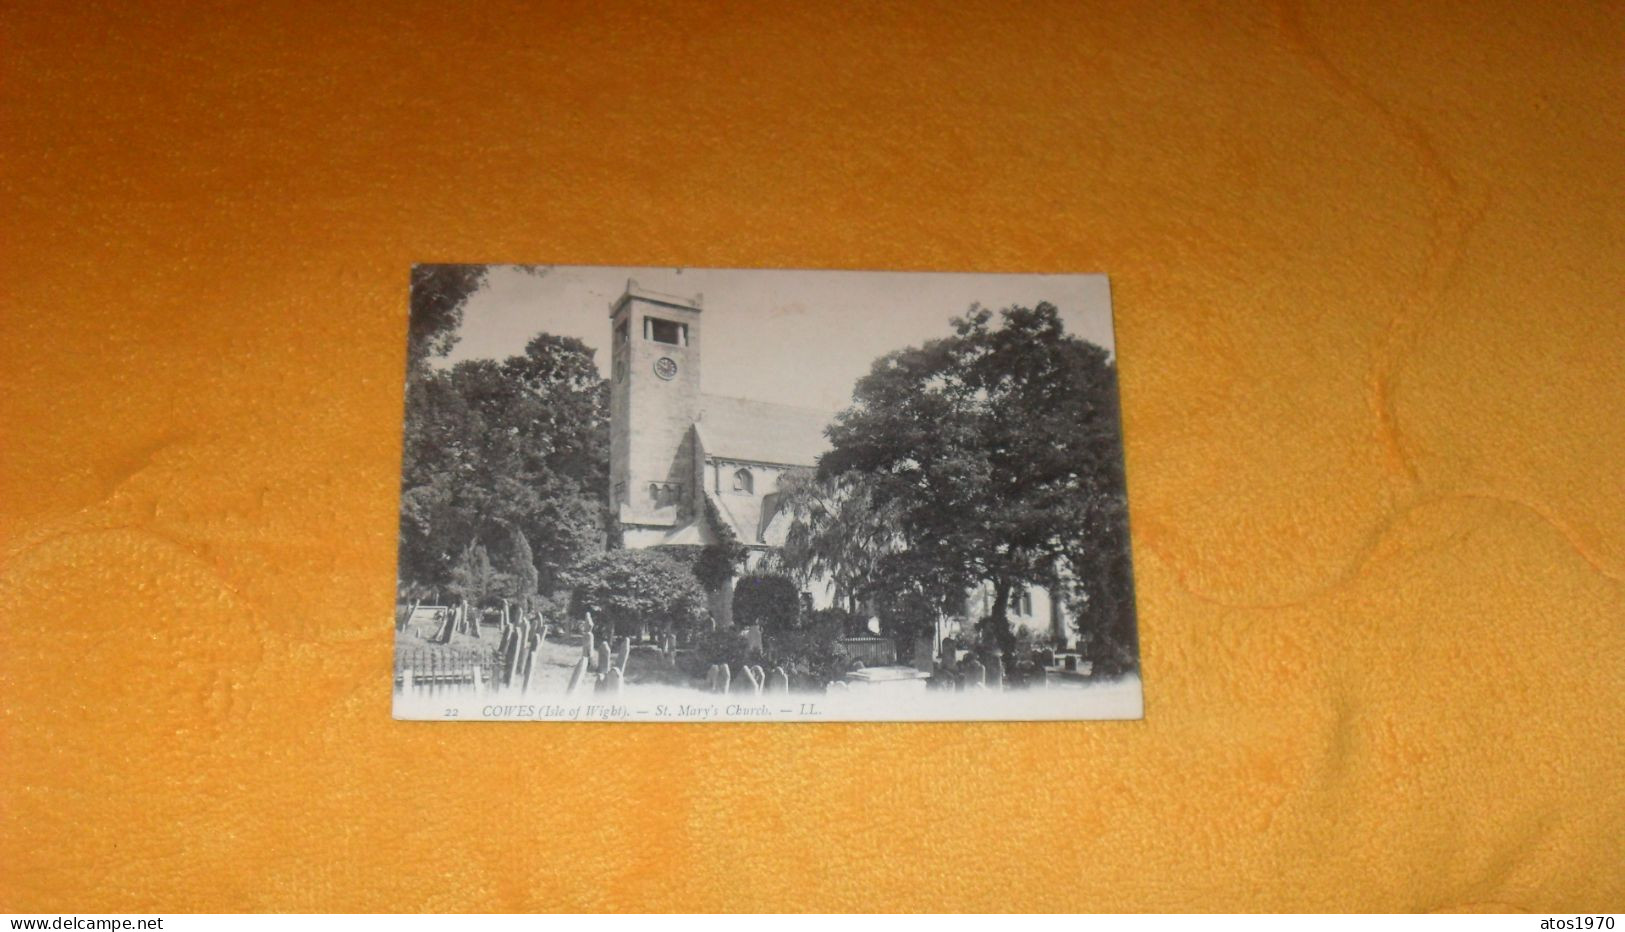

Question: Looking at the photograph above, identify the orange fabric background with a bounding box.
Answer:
[2,0,1621,913]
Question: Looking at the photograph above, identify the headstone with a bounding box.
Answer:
[493,628,511,685]
[913,636,935,673]
[768,667,789,694]
[716,664,732,695]
[432,607,456,645]
[602,667,624,695]
[522,634,543,690]
[962,657,985,690]
[566,657,589,694]
[507,629,525,686]
[582,629,596,668]
[597,641,612,678]
[744,626,763,652]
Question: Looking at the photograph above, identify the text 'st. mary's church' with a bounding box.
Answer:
[606,280,1072,643]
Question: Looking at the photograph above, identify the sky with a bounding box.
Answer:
[437,266,1114,413]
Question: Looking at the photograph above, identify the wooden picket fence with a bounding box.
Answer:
[393,647,502,694]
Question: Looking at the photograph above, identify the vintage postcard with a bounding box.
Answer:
[394,266,1140,721]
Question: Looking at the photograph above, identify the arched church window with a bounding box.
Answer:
[732,468,753,494]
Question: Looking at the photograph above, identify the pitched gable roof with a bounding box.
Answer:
[695,394,835,468]
[706,491,765,545]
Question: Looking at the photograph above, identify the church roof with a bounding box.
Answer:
[707,491,765,545]
[695,394,835,468]
[655,517,714,546]
[704,490,793,546]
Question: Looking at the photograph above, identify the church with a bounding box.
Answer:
[605,281,1073,646]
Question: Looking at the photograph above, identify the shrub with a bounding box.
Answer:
[764,614,850,683]
[566,549,709,639]
[682,629,764,681]
[448,540,513,608]
[654,543,743,593]
[731,574,803,632]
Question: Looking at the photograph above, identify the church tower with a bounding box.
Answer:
[608,280,703,547]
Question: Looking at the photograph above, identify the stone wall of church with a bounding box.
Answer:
[609,292,703,524]
[706,460,785,499]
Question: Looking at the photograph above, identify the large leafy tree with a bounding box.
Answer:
[819,303,1133,655]
[407,265,488,372]
[398,266,609,600]
[500,523,540,609]
[775,469,906,612]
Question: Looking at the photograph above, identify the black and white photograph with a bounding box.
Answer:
[394,266,1140,721]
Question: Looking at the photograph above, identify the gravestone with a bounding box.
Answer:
[566,657,589,694]
[508,626,527,685]
[961,656,985,690]
[913,635,935,673]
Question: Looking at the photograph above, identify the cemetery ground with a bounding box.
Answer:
[393,605,688,694]
[392,602,1144,725]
